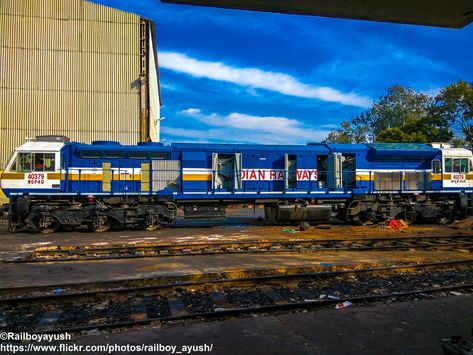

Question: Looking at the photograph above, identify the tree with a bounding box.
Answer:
[374,86,431,131]
[377,115,452,143]
[323,120,368,144]
[355,85,436,142]
[324,84,453,144]
[434,80,473,148]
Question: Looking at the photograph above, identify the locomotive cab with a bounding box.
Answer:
[0,136,67,196]
[431,143,473,189]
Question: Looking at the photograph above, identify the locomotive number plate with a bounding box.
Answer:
[27,173,45,184]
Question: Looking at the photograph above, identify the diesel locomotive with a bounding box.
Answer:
[1,135,473,233]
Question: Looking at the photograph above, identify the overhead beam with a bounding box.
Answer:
[161,0,473,28]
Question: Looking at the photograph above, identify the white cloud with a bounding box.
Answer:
[183,108,201,115]
[161,109,330,144]
[159,52,372,108]
[181,108,299,133]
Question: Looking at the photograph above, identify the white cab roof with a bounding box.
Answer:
[441,148,472,157]
[16,141,64,152]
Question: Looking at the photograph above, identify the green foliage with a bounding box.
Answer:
[369,85,433,138]
[377,115,452,143]
[434,80,473,148]
[377,128,425,143]
[323,120,368,144]
[324,84,461,145]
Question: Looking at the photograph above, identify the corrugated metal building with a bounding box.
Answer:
[0,0,161,171]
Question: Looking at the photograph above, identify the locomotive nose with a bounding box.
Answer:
[0,171,5,191]
[0,172,7,203]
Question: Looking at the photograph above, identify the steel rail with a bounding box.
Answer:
[33,282,473,334]
[2,259,473,303]
[30,234,473,252]
[8,235,473,263]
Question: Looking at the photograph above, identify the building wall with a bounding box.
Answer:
[148,26,161,142]
[0,0,160,169]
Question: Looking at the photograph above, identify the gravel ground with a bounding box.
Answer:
[2,264,473,332]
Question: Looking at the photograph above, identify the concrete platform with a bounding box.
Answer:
[1,249,472,290]
[75,294,473,354]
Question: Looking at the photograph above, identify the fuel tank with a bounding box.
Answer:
[265,204,332,223]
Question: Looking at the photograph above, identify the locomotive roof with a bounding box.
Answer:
[365,143,440,159]
[171,143,331,152]
[170,142,439,154]
[367,143,437,150]
[23,141,443,159]
[68,141,171,151]
[17,141,65,152]
[171,143,371,153]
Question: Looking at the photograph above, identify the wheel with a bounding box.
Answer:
[139,213,163,231]
[436,215,455,225]
[144,223,162,231]
[140,219,163,231]
[8,215,19,233]
[8,223,18,233]
[355,210,377,226]
[395,210,417,225]
[34,215,61,234]
[87,215,112,233]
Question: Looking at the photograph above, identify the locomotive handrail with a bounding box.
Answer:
[58,167,434,195]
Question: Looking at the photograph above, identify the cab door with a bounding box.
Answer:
[327,152,343,189]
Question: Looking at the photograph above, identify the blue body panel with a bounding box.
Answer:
[5,141,471,200]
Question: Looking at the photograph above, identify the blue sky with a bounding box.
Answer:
[94,0,473,144]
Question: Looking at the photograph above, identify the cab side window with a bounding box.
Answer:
[445,158,452,173]
[17,153,32,172]
[33,153,56,172]
[460,158,469,173]
[453,159,460,173]
[10,159,17,172]
[452,158,469,173]
[432,160,441,173]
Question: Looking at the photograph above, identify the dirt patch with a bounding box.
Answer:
[451,216,473,230]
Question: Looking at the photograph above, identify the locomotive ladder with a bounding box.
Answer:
[466,193,473,217]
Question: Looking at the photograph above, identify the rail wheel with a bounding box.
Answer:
[355,210,377,226]
[8,223,18,233]
[436,214,455,225]
[140,223,161,232]
[141,214,162,231]
[34,215,61,234]
[8,215,19,233]
[143,223,162,231]
[395,210,417,225]
[87,215,112,233]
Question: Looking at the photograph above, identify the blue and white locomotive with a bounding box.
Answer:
[1,135,473,232]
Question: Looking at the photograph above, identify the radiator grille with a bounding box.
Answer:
[152,160,180,192]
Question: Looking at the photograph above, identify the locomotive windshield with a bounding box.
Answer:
[444,158,469,173]
[7,152,56,172]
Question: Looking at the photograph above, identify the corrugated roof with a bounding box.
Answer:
[162,0,473,29]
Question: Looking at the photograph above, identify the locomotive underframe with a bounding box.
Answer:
[264,193,466,225]
[7,195,177,233]
[5,192,471,233]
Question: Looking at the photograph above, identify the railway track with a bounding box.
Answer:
[10,235,473,262]
[2,259,473,333]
